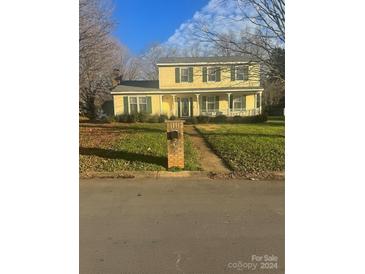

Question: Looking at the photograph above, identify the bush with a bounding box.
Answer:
[228,114,268,124]
[185,116,198,124]
[135,112,149,122]
[169,115,177,120]
[148,114,160,123]
[213,114,227,123]
[106,115,117,123]
[158,114,168,123]
[127,113,138,123]
[197,115,210,123]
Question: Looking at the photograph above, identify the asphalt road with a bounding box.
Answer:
[80,178,284,274]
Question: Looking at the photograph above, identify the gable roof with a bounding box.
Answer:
[157,56,257,66]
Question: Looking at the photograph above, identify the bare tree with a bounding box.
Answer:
[196,0,285,83]
[139,43,179,80]
[110,42,142,82]
[79,0,117,118]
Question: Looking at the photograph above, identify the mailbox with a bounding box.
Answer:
[167,130,179,140]
[166,120,184,169]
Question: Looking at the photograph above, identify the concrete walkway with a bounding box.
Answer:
[185,125,231,173]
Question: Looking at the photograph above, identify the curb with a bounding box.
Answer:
[80,171,221,180]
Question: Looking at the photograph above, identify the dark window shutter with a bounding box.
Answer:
[242,95,247,109]
[243,66,249,80]
[188,67,193,82]
[202,67,207,82]
[146,96,152,113]
[216,67,221,82]
[229,95,233,109]
[201,96,206,111]
[215,96,219,110]
[175,68,180,83]
[123,96,129,114]
[190,97,193,116]
[231,65,235,81]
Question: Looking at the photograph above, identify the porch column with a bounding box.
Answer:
[171,95,176,117]
[226,93,231,116]
[160,95,163,114]
[195,94,200,116]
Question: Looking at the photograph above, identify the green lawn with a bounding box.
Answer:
[80,123,200,174]
[196,122,284,174]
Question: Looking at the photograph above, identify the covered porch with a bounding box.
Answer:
[161,91,263,118]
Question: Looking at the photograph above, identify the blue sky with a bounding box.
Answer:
[112,0,210,54]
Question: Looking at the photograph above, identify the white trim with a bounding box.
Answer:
[157,61,256,66]
[111,88,263,95]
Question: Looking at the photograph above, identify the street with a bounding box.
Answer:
[80,178,284,273]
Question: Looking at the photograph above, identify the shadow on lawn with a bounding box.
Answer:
[79,123,165,133]
[79,147,167,168]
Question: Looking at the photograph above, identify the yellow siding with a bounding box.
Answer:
[159,64,260,90]
[151,95,161,115]
[246,95,256,110]
[113,95,124,115]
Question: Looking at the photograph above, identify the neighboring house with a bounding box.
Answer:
[111,56,263,118]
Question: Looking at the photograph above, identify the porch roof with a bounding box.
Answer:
[111,80,263,95]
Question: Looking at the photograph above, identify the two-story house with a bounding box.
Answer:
[111,56,264,118]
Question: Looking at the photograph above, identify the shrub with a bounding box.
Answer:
[197,115,210,123]
[116,114,129,123]
[231,115,243,123]
[169,115,177,120]
[158,114,168,123]
[148,114,160,123]
[127,113,138,123]
[228,114,268,124]
[185,116,198,124]
[135,112,149,122]
[106,115,117,123]
[213,114,227,123]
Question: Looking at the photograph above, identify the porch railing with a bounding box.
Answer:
[200,108,261,117]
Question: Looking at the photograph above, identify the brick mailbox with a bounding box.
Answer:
[166,120,184,169]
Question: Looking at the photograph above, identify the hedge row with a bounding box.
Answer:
[107,113,267,124]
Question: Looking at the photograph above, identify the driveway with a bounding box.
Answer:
[80,178,284,273]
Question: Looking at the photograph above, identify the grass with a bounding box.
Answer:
[79,122,200,174]
[195,121,284,174]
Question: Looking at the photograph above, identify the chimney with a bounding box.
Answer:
[112,68,121,87]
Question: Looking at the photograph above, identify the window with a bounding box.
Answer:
[207,96,216,111]
[129,97,138,113]
[181,68,189,82]
[233,96,242,110]
[236,66,245,80]
[208,67,216,82]
[138,97,147,112]
[129,96,147,113]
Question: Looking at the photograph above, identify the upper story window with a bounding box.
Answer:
[231,65,249,81]
[175,67,193,83]
[208,67,216,82]
[181,68,189,82]
[203,67,221,82]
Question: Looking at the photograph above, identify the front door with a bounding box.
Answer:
[181,98,190,117]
